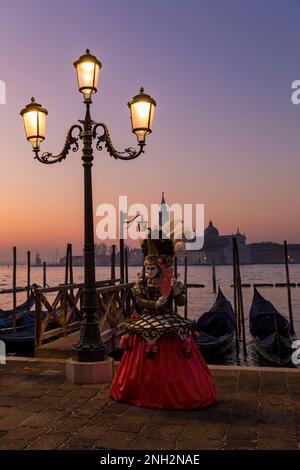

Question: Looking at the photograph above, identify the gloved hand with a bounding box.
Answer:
[155,296,168,308]
[171,278,182,295]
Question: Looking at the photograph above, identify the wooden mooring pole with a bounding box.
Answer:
[184,256,188,319]
[212,260,216,293]
[232,238,240,358]
[120,238,125,283]
[64,244,70,285]
[174,256,178,314]
[284,240,296,337]
[125,247,129,284]
[68,243,74,298]
[12,246,17,333]
[233,238,247,359]
[43,262,47,288]
[111,244,116,282]
[69,243,73,285]
[27,251,31,307]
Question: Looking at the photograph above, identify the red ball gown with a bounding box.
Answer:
[111,277,217,410]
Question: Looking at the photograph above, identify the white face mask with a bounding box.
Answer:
[145,264,159,279]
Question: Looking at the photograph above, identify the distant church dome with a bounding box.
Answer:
[203,220,220,250]
[204,220,219,239]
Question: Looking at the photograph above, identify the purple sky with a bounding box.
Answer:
[1,0,300,261]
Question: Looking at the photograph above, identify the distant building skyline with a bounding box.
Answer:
[2,214,300,265]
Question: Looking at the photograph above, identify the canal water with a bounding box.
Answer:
[0,265,299,366]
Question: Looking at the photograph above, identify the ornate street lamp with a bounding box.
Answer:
[21,49,156,362]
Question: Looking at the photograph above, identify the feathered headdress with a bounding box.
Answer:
[141,230,174,268]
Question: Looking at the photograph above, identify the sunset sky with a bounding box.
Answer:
[1,0,300,261]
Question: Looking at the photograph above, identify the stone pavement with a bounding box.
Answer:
[0,359,299,450]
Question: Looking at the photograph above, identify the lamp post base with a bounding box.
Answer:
[73,316,106,362]
[72,346,106,362]
[66,357,113,384]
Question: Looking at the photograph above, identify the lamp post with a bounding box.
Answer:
[21,49,156,363]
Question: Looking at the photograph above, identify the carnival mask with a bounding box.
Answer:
[145,264,160,278]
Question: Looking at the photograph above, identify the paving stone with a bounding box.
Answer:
[230,411,258,426]
[289,385,300,396]
[260,372,287,384]
[224,438,257,450]
[27,433,68,450]
[25,411,63,429]
[111,416,145,433]
[13,389,46,399]
[85,412,115,428]
[227,423,257,440]
[0,407,12,418]
[94,431,136,450]
[294,398,300,409]
[50,416,89,433]
[140,422,185,440]
[0,430,7,439]
[238,371,259,382]
[257,439,297,450]
[38,369,64,377]
[258,423,296,440]
[260,383,287,394]
[149,409,195,425]
[259,406,295,425]
[261,394,293,407]
[231,400,258,414]
[0,397,25,408]
[100,400,129,415]
[183,422,227,440]
[73,399,109,418]
[131,436,176,450]
[238,382,259,393]
[0,376,23,387]
[3,426,45,441]
[212,370,239,378]
[193,410,230,424]
[44,388,72,398]
[0,439,27,450]
[0,408,35,430]
[21,400,49,413]
[51,397,90,412]
[176,437,222,450]
[76,425,113,440]
[202,401,232,416]
[60,437,98,450]
[67,389,99,400]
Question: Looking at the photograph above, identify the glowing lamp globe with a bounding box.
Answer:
[20,97,48,150]
[74,49,102,99]
[128,88,156,144]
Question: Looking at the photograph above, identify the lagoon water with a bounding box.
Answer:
[1,264,299,365]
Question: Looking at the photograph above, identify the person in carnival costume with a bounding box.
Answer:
[110,231,217,409]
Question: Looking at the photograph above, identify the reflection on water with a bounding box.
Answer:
[0,265,299,366]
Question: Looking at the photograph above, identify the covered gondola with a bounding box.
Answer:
[0,303,81,354]
[249,288,294,366]
[0,290,36,319]
[195,287,235,356]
